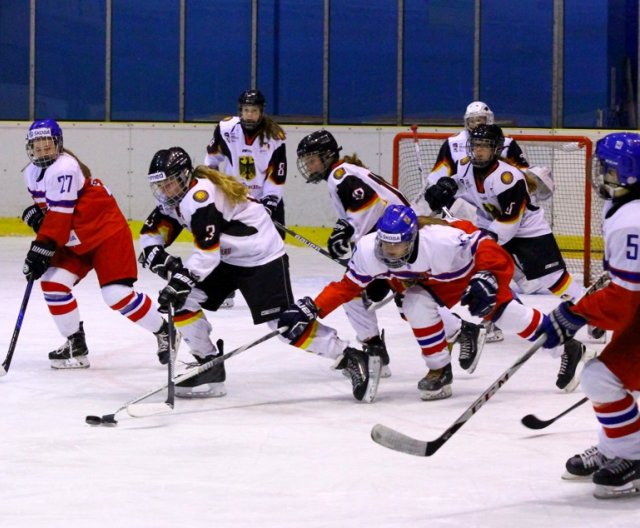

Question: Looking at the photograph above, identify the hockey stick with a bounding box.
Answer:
[85,327,286,426]
[0,279,35,377]
[521,396,589,430]
[371,272,608,456]
[166,303,176,408]
[272,219,394,312]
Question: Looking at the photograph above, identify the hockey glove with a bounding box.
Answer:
[23,239,56,280]
[424,177,458,212]
[535,301,588,349]
[21,205,45,233]
[260,195,280,217]
[328,219,355,260]
[461,271,498,317]
[139,245,183,280]
[278,297,319,343]
[158,269,197,313]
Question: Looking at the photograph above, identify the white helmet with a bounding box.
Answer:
[464,101,494,132]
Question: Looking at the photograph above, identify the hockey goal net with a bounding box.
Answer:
[392,131,603,286]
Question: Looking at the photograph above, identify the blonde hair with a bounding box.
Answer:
[256,116,286,146]
[192,165,248,205]
[342,153,368,168]
[63,148,92,179]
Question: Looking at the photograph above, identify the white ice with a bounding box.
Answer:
[0,238,637,528]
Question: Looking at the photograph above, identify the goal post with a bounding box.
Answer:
[392,130,603,286]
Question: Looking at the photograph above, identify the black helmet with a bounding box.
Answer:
[467,124,505,168]
[238,89,266,131]
[147,147,193,207]
[296,130,342,183]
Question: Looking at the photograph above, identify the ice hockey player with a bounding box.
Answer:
[140,146,380,402]
[296,129,486,378]
[424,124,595,392]
[21,119,171,369]
[278,204,568,401]
[536,132,640,499]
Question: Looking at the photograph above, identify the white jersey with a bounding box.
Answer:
[204,116,286,202]
[601,199,640,292]
[443,158,550,245]
[427,130,525,184]
[346,224,488,287]
[140,177,285,280]
[326,162,408,241]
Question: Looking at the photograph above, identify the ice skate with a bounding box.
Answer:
[48,322,90,369]
[592,457,640,499]
[562,446,609,481]
[483,320,504,343]
[176,353,226,398]
[556,338,597,392]
[456,320,486,374]
[417,363,453,401]
[363,332,391,378]
[154,320,181,365]
[334,347,381,403]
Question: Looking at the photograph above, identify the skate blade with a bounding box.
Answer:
[419,385,452,401]
[175,382,227,399]
[485,330,504,343]
[380,365,392,378]
[593,481,640,499]
[561,471,593,481]
[360,356,381,403]
[50,357,90,369]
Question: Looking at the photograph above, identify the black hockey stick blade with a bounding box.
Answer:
[521,396,589,430]
[85,414,118,426]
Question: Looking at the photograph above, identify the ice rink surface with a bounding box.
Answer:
[0,238,637,528]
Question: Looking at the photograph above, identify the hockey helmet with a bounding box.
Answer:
[26,119,64,168]
[593,132,640,199]
[296,130,342,183]
[238,89,266,131]
[148,147,194,208]
[464,101,495,132]
[374,205,418,268]
[467,124,505,168]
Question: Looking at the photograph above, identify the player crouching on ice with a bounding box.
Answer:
[535,132,640,499]
[279,204,589,401]
[139,147,380,402]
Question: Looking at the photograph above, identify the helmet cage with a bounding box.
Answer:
[238,89,265,131]
[296,150,337,183]
[149,167,192,208]
[26,119,63,168]
[374,205,418,268]
[467,125,504,168]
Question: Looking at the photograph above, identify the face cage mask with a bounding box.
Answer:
[150,169,192,208]
[297,152,332,183]
[468,140,498,168]
[591,158,634,200]
[239,105,264,131]
[374,236,414,269]
[26,137,62,168]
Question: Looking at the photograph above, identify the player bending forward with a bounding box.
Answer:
[279,204,575,401]
[139,147,380,402]
[536,132,640,499]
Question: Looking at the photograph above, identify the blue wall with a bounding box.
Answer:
[0,0,636,128]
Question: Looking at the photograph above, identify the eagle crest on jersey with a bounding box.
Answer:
[193,190,209,202]
[334,168,346,179]
[500,171,514,185]
[239,156,257,180]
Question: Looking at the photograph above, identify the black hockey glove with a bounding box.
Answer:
[278,297,319,343]
[158,269,197,313]
[23,239,56,280]
[461,271,498,317]
[535,301,587,349]
[21,205,45,233]
[328,219,355,260]
[139,245,183,280]
[260,195,280,217]
[424,177,458,212]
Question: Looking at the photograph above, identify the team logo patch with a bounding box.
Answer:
[193,190,209,202]
[334,168,346,180]
[352,187,364,200]
[222,116,234,121]
[500,171,514,185]
[461,156,470,165]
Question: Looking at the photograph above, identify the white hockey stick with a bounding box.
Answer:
[85,327,286,425]
[371,272,608,456]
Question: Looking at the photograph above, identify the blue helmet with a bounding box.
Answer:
[26,119,64,168]
[374,205,418,268]
[594,132,640,199]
